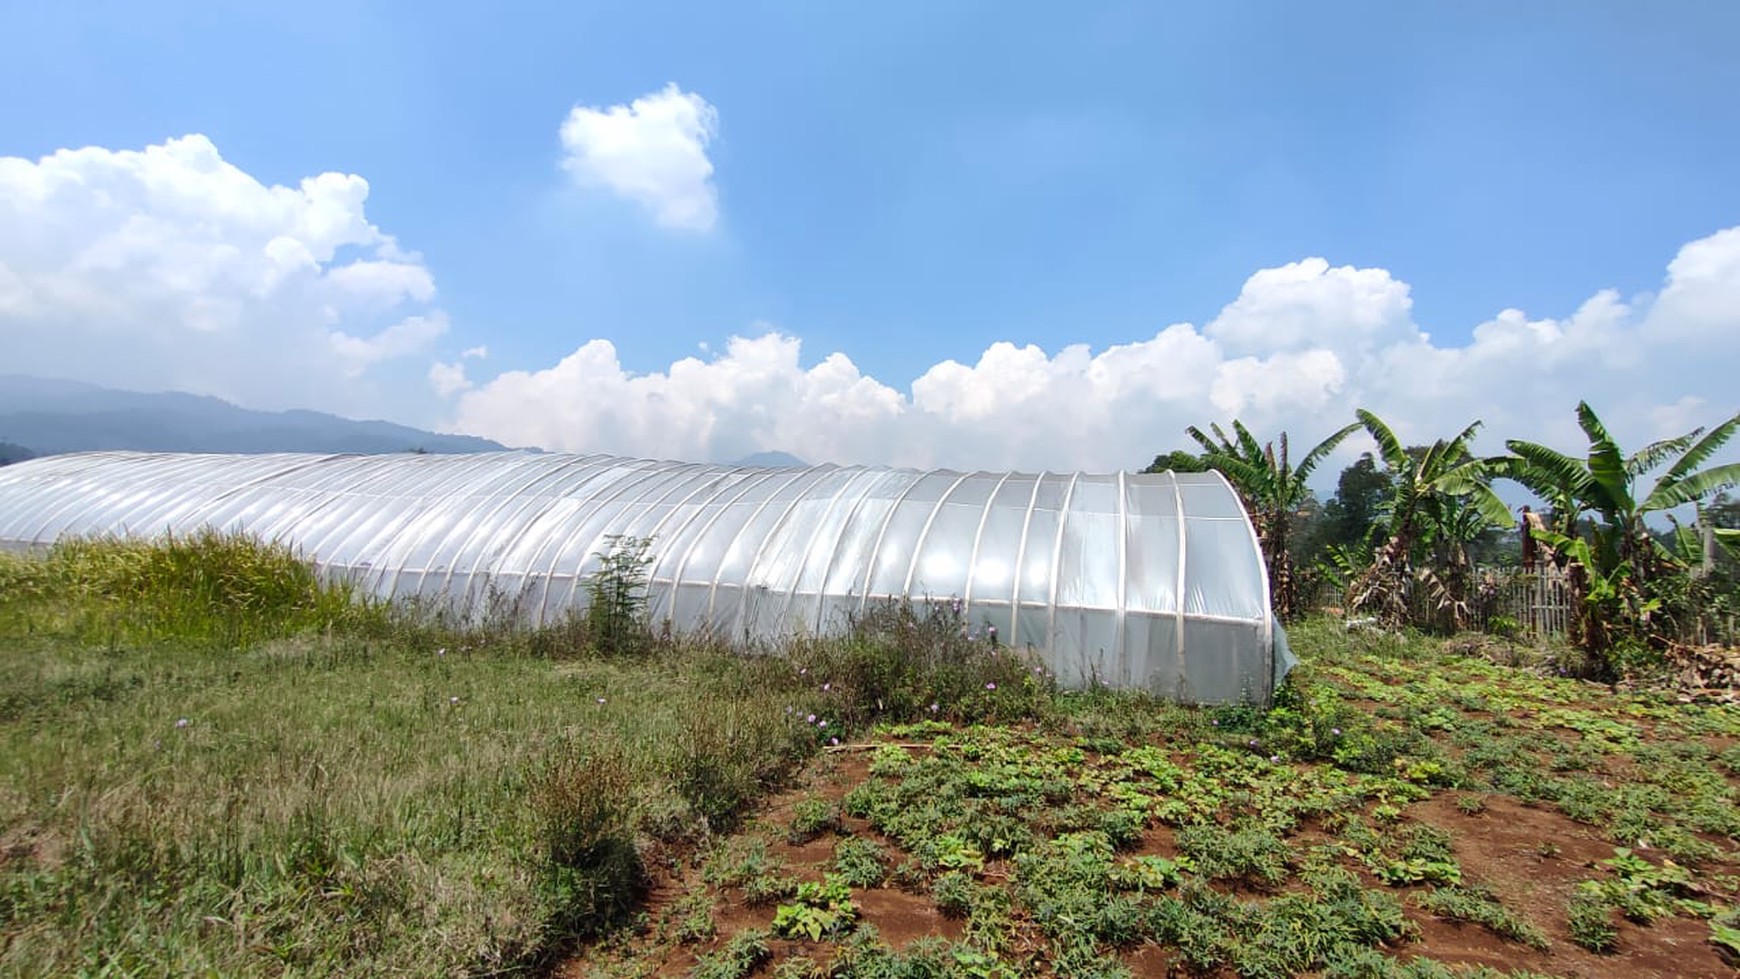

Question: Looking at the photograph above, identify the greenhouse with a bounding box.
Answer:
[0,451,1293,704]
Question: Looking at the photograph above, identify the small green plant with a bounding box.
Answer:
[772,876,860,941]
[787,797,841,843]
[703,838,798,906]
[1376,857,1462,886]
[831,836,889,888]
[1455,794,1486,816]
[585,534,654,655]
[1415,885,1549,950]
[670,888,717,944]
[1175,823,1289,887]
[1110,854,1190,891]
[692,928,773,979]
[1568,883,1619,953]
[932,870,976,918]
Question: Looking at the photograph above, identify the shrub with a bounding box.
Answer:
[528,745,645,938]
[10,531,372,647]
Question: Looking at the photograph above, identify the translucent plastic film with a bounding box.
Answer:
[0,451,1283,703]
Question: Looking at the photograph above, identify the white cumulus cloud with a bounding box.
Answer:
[559,83,720,231]
[452,225,1740,474]
[0,135,449,414]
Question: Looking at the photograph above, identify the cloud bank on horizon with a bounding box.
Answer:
[450,233,1739,471]
[1,84,1736,475]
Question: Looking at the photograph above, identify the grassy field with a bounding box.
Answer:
[0,535,1048,976]
[2,537,1739,977]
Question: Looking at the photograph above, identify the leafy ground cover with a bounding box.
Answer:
[566,620,1740,978]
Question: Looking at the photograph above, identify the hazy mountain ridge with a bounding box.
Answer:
[0,376,509,458]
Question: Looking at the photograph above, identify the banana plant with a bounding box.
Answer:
[1496,402,1740,656]
[1502,402,1740,571]
[1347,411,1510,627]
[1186,419,1360,619]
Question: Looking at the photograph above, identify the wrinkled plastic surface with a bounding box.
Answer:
[0,451,1284,703]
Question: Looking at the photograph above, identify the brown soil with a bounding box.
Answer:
[1403,793,1738,978]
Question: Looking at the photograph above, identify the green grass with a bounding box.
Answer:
[0,535,1050,976]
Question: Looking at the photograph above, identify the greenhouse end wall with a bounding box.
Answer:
[0,451,1289,704]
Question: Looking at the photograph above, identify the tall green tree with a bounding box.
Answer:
[1185,419,1360,619]
[1320,453,1393,551]
[1347,411,1509,628]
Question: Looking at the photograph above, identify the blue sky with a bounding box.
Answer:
[2,1,1737,472]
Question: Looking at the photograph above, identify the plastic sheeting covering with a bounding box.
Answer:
[0,451,1289,704]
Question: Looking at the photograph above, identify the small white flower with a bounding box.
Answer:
[174,718,189,730]
[449,696,460,706]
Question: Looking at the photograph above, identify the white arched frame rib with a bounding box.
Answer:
[539,459,686,623]
[809,469,898,628]
[1114,469,1128,684]
[732,466,845,637]
[375,456,519,603]
[655,468,781,628]
[899,470,975,599]
[1172,471,1189,694]
[1044,472,1081,665]
[704,468,817,624]
[457,456,619,620]
[432,454,591,606]
[1006,473,1047,643]
[959,470,1016,616]
[854,469,931,613]
[769,467,874,637]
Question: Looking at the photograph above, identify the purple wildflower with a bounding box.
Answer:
[818,720,828,728]
[830,737,840,746]
[175,718,190,729]
[806,713,816,723]
[985,682,997,690]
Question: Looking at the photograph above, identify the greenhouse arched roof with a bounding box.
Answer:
[0,451,1293,703]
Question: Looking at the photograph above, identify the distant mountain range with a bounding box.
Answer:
[733,450,809,468]
[0,375,509,459]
